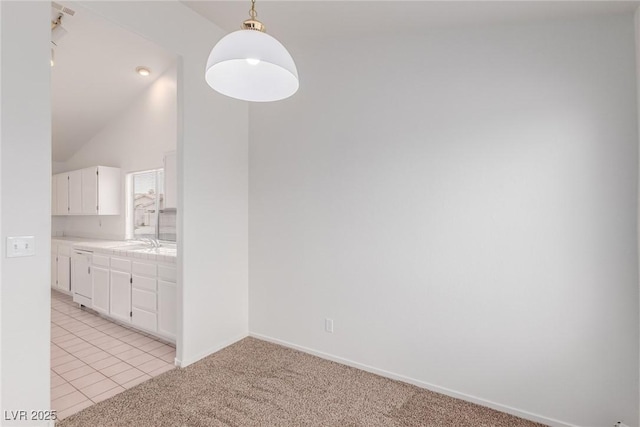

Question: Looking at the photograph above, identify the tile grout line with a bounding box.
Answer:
[50,291,175,418]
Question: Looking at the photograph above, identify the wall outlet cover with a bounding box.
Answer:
[325,318,334,333]
[6,236,35,258]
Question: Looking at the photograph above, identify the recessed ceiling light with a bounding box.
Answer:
[136,66,151,77]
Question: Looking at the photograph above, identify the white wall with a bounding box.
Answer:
[78,1,249,367]
[0,1,247,417]
[249,15,639,427]
[53,64,178,240]
[0,2,51,426]
[636,7,640,426]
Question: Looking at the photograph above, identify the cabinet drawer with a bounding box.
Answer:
[132,308,157,332]
[132,275,156,292]
[133,261,156,277]
[158,265,177,283]
[132,288,156,312]
[110,257,131,272]
[93,254,109,267]
[58,245,71,256]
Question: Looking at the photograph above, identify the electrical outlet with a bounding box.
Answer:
[325,318,334,333]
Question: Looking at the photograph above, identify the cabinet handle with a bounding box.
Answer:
[88,266,90,274]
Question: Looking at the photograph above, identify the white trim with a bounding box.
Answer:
[249,332,582,427]
[175,333,247,368]
[635,7,640,427]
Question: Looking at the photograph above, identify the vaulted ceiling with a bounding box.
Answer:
[53,1,639,163]
[185,0,639,43]
[52,2,176,162]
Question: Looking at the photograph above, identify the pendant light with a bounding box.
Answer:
[205,0,299,102]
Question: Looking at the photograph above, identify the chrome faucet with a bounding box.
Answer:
[139,237,161,249]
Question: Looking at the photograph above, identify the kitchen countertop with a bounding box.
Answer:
[52,236,177,263]
[52,236,109,243]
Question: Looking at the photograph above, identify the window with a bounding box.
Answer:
[127,169,176,242]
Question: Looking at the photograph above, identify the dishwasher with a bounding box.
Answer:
[72,249,93,307]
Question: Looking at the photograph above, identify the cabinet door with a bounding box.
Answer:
[56,255,70,292]
[72,254,91,298]
[158,280,176,339]
[96,166,121,215]
[110,270,131,323]
[51,175,58,215]
[81,167,98,215]
[68,170,82,214]
[164,151,177,209]
[56,173,69,215]
[132,308,157,332]
[92,266,110,315]
[51,253,57,288]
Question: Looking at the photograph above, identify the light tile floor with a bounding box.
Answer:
[51,290,176,420]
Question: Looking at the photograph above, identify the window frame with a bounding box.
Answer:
[126,168,171,242]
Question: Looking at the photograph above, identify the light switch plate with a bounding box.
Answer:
[6,236,35,258]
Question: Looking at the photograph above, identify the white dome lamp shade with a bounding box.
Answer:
[205,0,299,102]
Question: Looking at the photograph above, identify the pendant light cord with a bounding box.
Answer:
[249,0,257,19]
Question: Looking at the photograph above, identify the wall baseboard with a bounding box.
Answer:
[249,332,582,427]
[176,333,247,368]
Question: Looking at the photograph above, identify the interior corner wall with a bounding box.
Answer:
[0,1,52,425]
[53,64,178,241]
[78,1,249,367]
[636,6,640,426]
[248,14,639,427]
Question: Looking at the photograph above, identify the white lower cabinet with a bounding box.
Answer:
[88,253,176,342]
[158,280,177,340]
[110,270,132,323]
[51,241,73,293]
[57,254,71,292]
[131,273,158,333]
[132,288,156,311]
[92,266,110,314]
[51,252,57,288]
[132,307,157,332]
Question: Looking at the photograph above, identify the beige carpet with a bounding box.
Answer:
[58,337,545,427]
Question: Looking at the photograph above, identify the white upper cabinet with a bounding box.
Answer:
[164,151,177,209]
[55,173,69,215]
[68,170,82,214]
[52,174,58,215]
[52,166,121,216]
[81,167,99,214]
[96,166,121,215]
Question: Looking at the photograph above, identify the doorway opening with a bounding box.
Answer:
[50,1,180,419]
